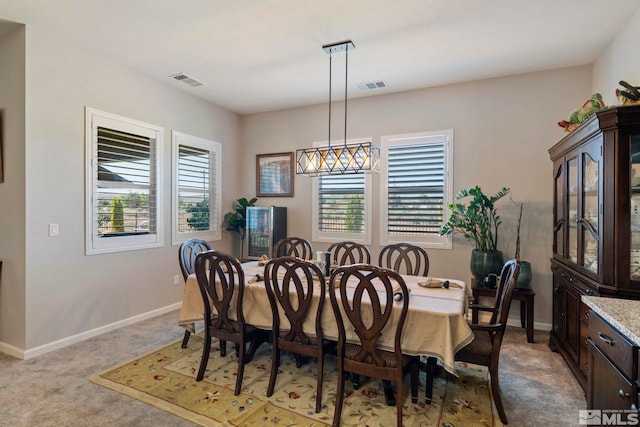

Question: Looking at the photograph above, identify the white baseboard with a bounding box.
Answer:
[0,302,181,360]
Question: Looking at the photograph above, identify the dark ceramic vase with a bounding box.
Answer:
[470,249,504,285]
[516,260,532,289]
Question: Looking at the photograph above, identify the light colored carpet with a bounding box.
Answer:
[91,334,498,426]
[0,311,586,426]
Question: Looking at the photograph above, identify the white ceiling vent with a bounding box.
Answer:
[358,80,387,91]
[169,73,205,87]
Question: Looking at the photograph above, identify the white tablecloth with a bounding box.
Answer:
[179,261,473,375]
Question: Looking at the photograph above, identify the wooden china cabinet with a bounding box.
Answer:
[548,104,640,392]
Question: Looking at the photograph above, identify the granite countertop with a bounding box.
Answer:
[582,296,640,346]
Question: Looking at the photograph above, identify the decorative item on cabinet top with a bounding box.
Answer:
[557,93,606,133]
[617,80,640,105]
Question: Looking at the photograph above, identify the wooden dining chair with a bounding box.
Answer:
[329,264,419,427]
[327,241,371,266]
[264,256,331,413]
[273,237,313,259]
[194,250,268,395]
[455,259,520,425]
[178,238,212,348]
[378,243,429,277]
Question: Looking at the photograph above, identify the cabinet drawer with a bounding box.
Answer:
[588,339,637,410]
[589,313,636,379]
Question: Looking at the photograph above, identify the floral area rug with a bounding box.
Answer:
[91,334,499,426]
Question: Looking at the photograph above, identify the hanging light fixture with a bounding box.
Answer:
[296,40,380,176]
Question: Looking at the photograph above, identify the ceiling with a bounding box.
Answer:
[0,0,638,115]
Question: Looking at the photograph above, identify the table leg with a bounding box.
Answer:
[382,380,395,406]
[520,300,526,328]
[471,291,479,324]
[527,295,534,343]
[425,357,436,404]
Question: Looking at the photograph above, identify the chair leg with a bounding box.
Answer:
[315,351,323,413]
[220,339,227,357]
[396,373,403,427]
[333,364,346,427]
[196,334,211,381]
[234,341,246,396]
[266,343,280,397]
[181,329,191,348]
[490,365,508,424]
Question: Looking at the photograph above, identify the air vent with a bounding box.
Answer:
[169,73,205,87]
[358,80,387,91]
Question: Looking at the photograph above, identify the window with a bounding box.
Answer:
[380,130,453,248]
[312,139,372,244]
[171,131,222,245]
[85,108,164,254]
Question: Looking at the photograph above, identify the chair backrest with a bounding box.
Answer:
[264,256,325,343]
[493,259,521,328]
[179,239,212,281]
[329,264,410,365]
[274,237,313,259]
[194,250,247,331]
[378,243,429,276]
[328,241,371,266]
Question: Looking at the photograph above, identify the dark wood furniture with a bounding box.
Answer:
[456,259,520,425]
[471,279,535,343]
[329,264,419,427]
[178,238,212,348]
[587,310,638,411]
[273,236,313,259]
[378,243,429,276]
[263,256,331,413]
[548,105,640,392]
[194,250,267,394]
[327,241,371,265]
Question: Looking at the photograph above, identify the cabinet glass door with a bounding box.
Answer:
[568,157,578,264]
[631,135,640,280]
[582,151,599,274]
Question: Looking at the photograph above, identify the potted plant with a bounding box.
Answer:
[514,201,532,289]
[222,197,257,260]
[439,186,510,285]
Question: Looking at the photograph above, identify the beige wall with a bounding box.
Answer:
[0,24,241,355]
[593,6,640,105]
[241,66,593,329]
[2,7,639,356]
[0,24,26,351]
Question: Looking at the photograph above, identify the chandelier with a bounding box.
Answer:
[296,40,380,176]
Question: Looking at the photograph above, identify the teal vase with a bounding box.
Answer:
[516,260,532,289]
[470,249,504,286]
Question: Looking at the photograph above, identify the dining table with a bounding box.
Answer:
[179,261,473,380]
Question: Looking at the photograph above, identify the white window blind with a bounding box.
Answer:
[380,131,453,248]
[96,127,156,236]
[172,131,221,244]
[85,108,164,254]
[311,139,372,244]
[318,173,365,233]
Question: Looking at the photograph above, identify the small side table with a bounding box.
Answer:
[471,279,535,343]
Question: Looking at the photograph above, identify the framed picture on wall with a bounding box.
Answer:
[256,152,294,197]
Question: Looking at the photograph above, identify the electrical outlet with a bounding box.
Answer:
[173,275,180,285]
